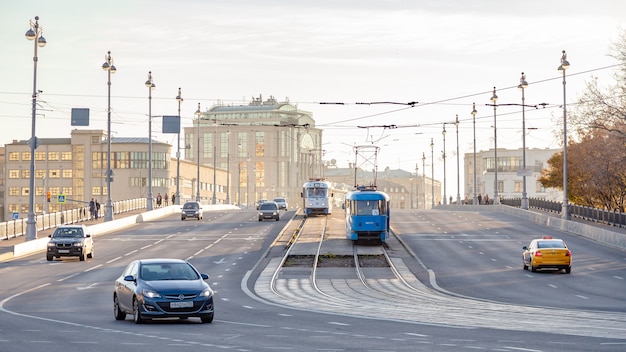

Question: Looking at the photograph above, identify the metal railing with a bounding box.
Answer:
[1,198,147,241]
[501,197,626,228]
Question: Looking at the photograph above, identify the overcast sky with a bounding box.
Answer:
[1,0,624,197]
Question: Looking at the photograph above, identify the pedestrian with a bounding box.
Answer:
[156,192,162,207]
[477,194,482,205]
[171,193,175,205]
[164,193,169,206]
[484,194,489,205]
[95,200,100,219]
[89,198,95,220]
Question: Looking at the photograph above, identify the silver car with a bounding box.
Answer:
[181,201,203,220]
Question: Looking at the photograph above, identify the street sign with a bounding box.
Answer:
[12,212,19,220]
[57,194,67,204]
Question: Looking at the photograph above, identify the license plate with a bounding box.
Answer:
[170,301,193,308]
[58,249,70,253]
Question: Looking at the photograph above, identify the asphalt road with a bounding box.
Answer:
[0,208,625,352]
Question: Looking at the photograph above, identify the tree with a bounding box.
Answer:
[539,30,626,210]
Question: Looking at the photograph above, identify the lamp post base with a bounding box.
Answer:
[25,216,37,241]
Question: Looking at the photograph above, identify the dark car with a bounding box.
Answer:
[181,201,203,220]
[46,225,94,261]
[258,201,280,221]
[113,258,214,324]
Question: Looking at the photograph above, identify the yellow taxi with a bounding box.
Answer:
[522,236,572,274]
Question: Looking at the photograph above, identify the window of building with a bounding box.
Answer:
[49,187,60,196]
[92,151,103,169]
[203,132,212,159]
[91,136,101,144]
[35,151,46,161]
[35,169,46,179]
[92,187,102,196]
[48,151,59,160]
[22,204,30,214]
[61,151,72,161]
[255,131,265,157]
[62,169,72,178]
[35,187,44,196]
[117,152,129,169]
[9,152,19,161]
[22,152,31,161]
[8,204,19,213]
[130,152,147,169]
[49,170,60,178]
[9,187,19,196]
[21,187,30,196]
[220,132,228,158]
[238,132,247,158]
[62,187,73,196]
[9,170,19,179]
[21,169,30,179]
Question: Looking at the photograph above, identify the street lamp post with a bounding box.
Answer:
[422,153,426,210]
[490,87,499,205]
[195,103,202,202]
[471,103,478,205]
[455,114,460,205]
[430,138,434,208]
[212,116,217,205]
[175,88,183,205]
[145,71,155,211]
[414,163,419,209]
[519,73,529,210]
[102,51,116,222]
[442,124,447,205]
[558,50,570,220]
[24,16,47,241]
[226,129,230,204]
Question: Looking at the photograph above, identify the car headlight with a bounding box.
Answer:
[200,288,213,298]
[47,243,55,247]
[142,289,162,298]
[73,242,84,247]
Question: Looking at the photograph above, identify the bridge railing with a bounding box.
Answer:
[501,197,626,228]
[1,198,147,241]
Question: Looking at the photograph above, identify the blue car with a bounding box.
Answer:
[113,258,214,324]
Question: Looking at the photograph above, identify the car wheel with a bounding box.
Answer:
[46,255,53,261]
[565,267,571,274]
[275,217,279,221]
[113,294,126,321]
[523,262,528,270]
[87,248,94,259]
[530,261,537,272]
[258,218,262,222]
[133,297,144,324]
[201,313,214,324]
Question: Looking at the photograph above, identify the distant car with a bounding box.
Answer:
[256,199,268,210]
[181,201,203,220]
[258,201,280,221]
[522,236,572,273]
[113,258,215,324]
[46,225,94,261]
[273,197,288,210]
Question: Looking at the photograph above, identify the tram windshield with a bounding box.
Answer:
[306,188,328,197]
[351,200,386,216]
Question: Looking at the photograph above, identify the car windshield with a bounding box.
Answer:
[53,228,83,238]
[260,203,277,210]
[183,203,198,209]
[274,198,285,203]
[140,263,200,281]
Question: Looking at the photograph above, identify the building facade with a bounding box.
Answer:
[463,147,562,203]
[187,95,323,207]
[3,129,227,221]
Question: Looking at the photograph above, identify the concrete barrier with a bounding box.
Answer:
[441,204,626,250]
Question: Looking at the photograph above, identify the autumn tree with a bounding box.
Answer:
[539,30,626,210]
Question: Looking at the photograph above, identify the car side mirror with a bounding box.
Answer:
[522,246,528,250]
[85,234,91,238]
[48,234,52,238]
[201,273,209,280]
[123,275,136,282]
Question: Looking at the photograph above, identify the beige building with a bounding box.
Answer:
[3,129,227,221]
[464,147,562,203]
[188,95,323,207]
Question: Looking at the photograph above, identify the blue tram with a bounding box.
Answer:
[301,179,333,217]
[344,187,390,242]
